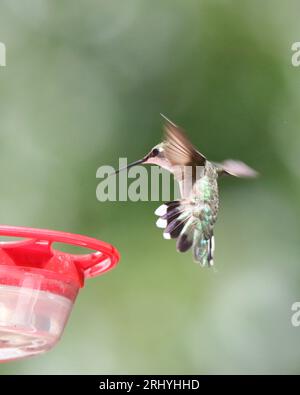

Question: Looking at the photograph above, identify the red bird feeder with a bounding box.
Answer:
[0,225,120,362]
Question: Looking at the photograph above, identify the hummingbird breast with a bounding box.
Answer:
[192,164,219,234]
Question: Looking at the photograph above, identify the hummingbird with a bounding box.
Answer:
[116,115,257,267]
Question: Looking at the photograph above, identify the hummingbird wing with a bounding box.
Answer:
[162,116,206,197]
[162,116,206,168]
[215,160,258,178]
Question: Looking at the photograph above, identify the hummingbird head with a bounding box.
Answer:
[143,143,172,170]
[115,142,173,174]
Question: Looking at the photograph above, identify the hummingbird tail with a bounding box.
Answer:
[155,200,215,267]
[155,200,192,241]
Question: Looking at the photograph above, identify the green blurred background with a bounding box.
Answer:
[0,0,300,374]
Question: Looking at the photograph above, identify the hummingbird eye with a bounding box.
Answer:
[151,148,159,157]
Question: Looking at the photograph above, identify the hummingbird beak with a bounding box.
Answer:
[114,156,148,175]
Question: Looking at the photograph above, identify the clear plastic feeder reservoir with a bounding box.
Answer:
[0,226,120,362]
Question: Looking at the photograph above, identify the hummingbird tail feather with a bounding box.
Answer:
[155,200,192,241]
[155,199,216,267]
[154,200,181,217]
[155,200,197,253]
[193,232,215,267]
[176,216,197,253]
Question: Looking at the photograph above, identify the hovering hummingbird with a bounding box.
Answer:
[116,115,257,267]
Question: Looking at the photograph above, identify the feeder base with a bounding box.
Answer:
[0,285,73,362]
